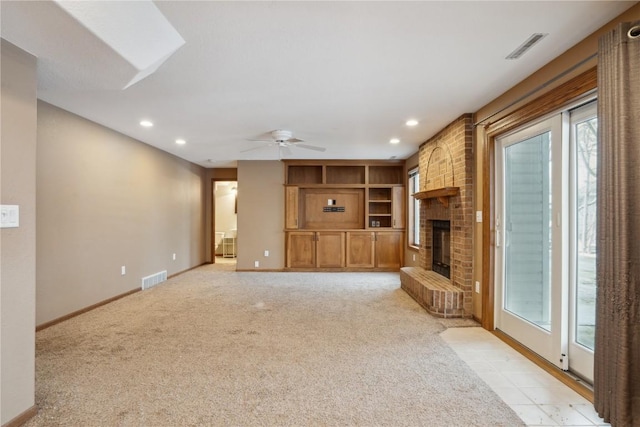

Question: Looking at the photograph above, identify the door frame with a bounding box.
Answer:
[481,68,597,331]
[210,169,238,263]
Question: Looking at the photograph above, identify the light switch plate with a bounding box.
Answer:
[475,210,482,223]
[0,205,19,228]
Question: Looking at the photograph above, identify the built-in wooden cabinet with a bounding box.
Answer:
[391,186,405,229]
[287,231,315,268]
[346,231,375,268]
[375,231,403,269]
[287,231,345,269]
[315,231,346,268]
[345,231,403,269]
[284,160,405,271]
[368,186,405,229]
[285,186,299,229]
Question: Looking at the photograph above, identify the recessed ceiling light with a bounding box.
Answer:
[175,139,186,145]
[390,138,400,144]
[406,119,419,127]
[140,120,153,127]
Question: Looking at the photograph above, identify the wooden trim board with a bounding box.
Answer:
[2,405,37,427]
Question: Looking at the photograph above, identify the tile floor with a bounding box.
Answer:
[440,327,609,426]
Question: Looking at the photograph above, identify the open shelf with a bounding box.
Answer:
[285,161,404,186]
[369,187,392,200]
[288,165,322,184]
[326,165,365,184]
[369,165,403,185]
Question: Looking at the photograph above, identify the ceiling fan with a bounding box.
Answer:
[242,130,326,156]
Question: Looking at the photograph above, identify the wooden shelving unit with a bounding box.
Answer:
[283,160,405,271]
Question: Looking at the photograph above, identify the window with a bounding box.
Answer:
[408,168,420,247]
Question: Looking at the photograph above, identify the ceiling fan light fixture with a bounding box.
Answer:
[244,129,325,153]
[271,129,293,142]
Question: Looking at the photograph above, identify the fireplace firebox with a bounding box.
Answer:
[432,220,451,279]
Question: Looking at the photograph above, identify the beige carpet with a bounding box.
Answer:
[27,264,524,426]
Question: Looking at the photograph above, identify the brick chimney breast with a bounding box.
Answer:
[418,114,474,315]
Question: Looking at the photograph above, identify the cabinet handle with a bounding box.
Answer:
[393,219,396,227]
[295,218,298,226]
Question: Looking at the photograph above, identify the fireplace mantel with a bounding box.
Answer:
[412,187,459,208]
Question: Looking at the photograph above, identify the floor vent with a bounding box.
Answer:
[141,270,167,290]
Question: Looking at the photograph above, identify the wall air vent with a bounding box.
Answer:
[141,270,167,290]
[505,33,548,60]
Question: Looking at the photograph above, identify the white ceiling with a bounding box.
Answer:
[1,1,635,168]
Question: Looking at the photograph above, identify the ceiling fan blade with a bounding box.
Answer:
[296,143,326,152]
[246,138,272,142]
[281,146,293,157]
[240,144,271,153]
[286,137,304,143]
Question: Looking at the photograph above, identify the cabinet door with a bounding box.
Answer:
[391,186,405,229]
[316,232,345,268]
[346,231,375,268]
[375,231,403,269]
[287,232,315,268]
[285,186,299,229]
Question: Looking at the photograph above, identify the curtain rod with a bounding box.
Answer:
[473,52,598,127]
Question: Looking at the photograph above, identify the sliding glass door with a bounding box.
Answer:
[495,100,597,382]
[495,115,565,366]
[569,102,597,381]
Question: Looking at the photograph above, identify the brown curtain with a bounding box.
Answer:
[595,21,640,426]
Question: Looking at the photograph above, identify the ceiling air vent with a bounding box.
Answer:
[505,33,548,60]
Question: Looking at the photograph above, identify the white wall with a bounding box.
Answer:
[1,40,37,425]
[236,161,284,270]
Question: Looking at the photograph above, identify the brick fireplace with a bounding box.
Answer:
[401,114,474,317]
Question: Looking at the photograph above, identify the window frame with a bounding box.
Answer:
[408,167,420,249]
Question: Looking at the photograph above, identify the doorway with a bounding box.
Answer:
[213,181,238,264]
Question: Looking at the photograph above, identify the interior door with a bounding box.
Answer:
[495,115,567,368]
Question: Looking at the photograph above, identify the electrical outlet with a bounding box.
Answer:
[172,253,176,261]
[254,261,259,268]
[412,254,416,261]
[0,205,19,228]
[264,250,269,257]
[476,211,483,223]
[121,266,126,276]
[475,281,480,293]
